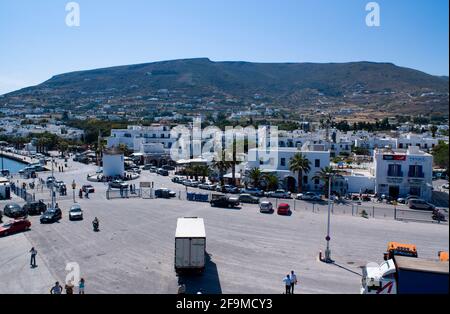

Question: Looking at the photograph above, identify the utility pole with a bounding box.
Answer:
[51,156,55,209]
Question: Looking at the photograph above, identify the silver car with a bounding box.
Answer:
[408,199,435,211]
[69,204,83,221]
[259,201,274,213]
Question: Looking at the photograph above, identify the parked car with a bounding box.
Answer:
[162,165,175,171]
[441,183,449,190]
[277,203,291,215]
[267,189,291,199]
[0,219,31,237]
[3,203,27,219]
[210,195,240,208]
[408,199,436,211]
[69,204,83,221]
[216,185,239,194]
[149,166,158,173]
[155,188,177,199]
[184,180,199,187]
[157,168,169,176]
[259,201,274,214]
[40,207,62,223]
[22,200,47,216]
[397,195,419,205]
[142,164,153,170]
[199,183,216,190]
[131,167,141,174]
[172,176,184,184]
[82,184,95,193]
[109,180,126,189]
[297,192,321,201]
[239,194,260,204]
[240,187,264,197]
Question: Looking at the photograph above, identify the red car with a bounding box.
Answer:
[277,203,291,215]
[0,219,31,237]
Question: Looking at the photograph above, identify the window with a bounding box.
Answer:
[161,134,165,138]
[399,143,403,149]
[314,178,320,185]
[315,159,320,168]
[303,176,308,184]
[408,165,424,178]
[387,164,403,177]
[280,158,286,167]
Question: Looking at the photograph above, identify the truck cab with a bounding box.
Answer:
[361,260,398,294]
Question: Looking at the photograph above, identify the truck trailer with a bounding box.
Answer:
[175,217,206,273]
[361,255,449,294]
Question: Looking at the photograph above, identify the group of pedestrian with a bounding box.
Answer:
[50,278,85,294]
[283,271,298,294]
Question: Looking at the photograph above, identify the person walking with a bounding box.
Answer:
[50,282,63,294]
[79,278,85,294]
[283,274,291,294]
[29,247,37,268]
[65,282,74,294]
[290,270,298,294]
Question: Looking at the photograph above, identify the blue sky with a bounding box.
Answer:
[0,0,448,95]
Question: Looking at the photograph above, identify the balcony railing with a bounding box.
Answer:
[387,171,403,178]
[408,172,425,178]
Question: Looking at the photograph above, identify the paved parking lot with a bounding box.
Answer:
[0,158,448,294]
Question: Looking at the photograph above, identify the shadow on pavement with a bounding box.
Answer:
[331,262,362,277]
[177,253,222,294]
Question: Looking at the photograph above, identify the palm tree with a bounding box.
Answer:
[248,168,263,188]
[314,166,338,198]
[289,153,311,193]
[211,151,233,191]
[262,173,279,191]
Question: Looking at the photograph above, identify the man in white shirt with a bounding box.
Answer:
[283,274,291,294]
[290,270,298,294]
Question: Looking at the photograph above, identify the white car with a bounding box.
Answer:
[297,192,321,201]
[441,183,449,190]
[267,189,291,199]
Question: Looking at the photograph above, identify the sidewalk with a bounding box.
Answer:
[0,233,57,294]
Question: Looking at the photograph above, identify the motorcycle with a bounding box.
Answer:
[432,210,445,222]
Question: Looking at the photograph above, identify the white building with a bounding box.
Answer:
[373,146,433,201]
[107,124,175,153]
[245,143,330,192]
[397,133,438,152]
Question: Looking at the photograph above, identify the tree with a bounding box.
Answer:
[314,166,339,197]
[211,151,233,191]
[262,173,279,191]
[289,153,311,193]
[432,141,449,170]
[248,168,263,188]
[430,125,438,138]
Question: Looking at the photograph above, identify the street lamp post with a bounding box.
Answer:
[72,180,77,203]
[324,172,334,263]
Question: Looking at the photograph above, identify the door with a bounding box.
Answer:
[388,186,400,199]
[190,238,205,267]
[175,238,191,268]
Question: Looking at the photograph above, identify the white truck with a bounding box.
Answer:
[361,255,449,294]
[175,217,206,273]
